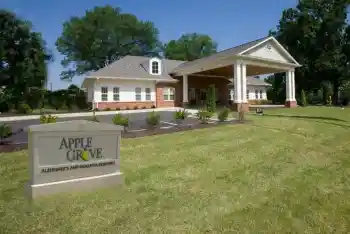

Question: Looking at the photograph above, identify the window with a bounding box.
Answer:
[113,87,120,101]
[145,88,151,101]
[101,87,108,101]
[163,87,175,101]
[151,61,159,74]
[135,87,141,101]
[246,89,250,100]
[255,90,259,99]
[259,90,263,99]
[229,89,234,100]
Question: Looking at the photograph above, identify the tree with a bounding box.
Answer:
[0,10,51,111]
[206,84,216,112]
[269,0,350,104]
[56,5,161,80]
[163,33,217,61]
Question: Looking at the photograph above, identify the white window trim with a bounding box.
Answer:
[255,90,259,100]
[149,58,161,75]
[135,87,142,101]
[113,87,120,101]
[145,88,151,101]
[101,86,108,101]
[229,88,234,101]
[163,87,175,101]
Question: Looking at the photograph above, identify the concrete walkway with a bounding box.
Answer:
[0,107,186,122]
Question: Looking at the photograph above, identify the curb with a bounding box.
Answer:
[0,107,184,122]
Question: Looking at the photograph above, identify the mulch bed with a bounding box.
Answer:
[122,119,252,138]
[0,119,252,153]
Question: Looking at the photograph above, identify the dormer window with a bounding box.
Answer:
[149,58,161,75]
[152,61,159,74]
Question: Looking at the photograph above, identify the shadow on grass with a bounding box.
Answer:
[263,114,346,122]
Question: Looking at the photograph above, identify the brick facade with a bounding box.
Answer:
[155,83,176,108]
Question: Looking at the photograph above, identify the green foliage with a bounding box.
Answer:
[270,0,350,104]
[112,114,129,127]
[133,106,138,110]
[300,89,307,107]
[146,111,160,127]
[163,33,217,61]
[17,103,32,114]
[40,115,57,124]
[327,96,332,106]
[0,123,12,144]
[218,108,230,122]
[104,107,111,111]
[196,109,213,124]
[0,10,51,106]
[174,109,188,120]
[56,5,161,80]
[206,84,216,113]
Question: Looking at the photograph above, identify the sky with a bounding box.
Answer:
[1,0,298,90]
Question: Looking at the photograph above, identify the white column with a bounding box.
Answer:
[183,75,188,103]
[286,71,292,101]
[291,70,296,101]
[241,63,247,103]
[233,63,242,103]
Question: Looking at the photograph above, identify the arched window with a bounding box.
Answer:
[151,61,159,74]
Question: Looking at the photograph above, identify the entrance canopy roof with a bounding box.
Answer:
[171,36,301,77]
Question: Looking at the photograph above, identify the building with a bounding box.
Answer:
[82,36,300,111]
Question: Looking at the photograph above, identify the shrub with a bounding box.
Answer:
[174,109,188,120]
[196,109,213,124]
[17,103,32,114]
[133,106,138,110]
[0,123,12,144]
[40,114,57,124]
[147,111,160,127]
[142,106,147,109]
[300,89,307,106]
[327,95,332,106]
[104,107,111,111]
[342,97,350,106]
[126,107,130,110]
[218,108,229,122]
[112,113,129,127]
[151,105,156,109]
[206,84,216,113]
[93,108,100,112]
[115,107,121,111]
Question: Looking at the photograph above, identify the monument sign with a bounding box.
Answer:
[26,120,124,199]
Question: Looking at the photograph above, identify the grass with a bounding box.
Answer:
[1,107,350,233]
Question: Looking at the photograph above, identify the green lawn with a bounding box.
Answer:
[1,107,350,233]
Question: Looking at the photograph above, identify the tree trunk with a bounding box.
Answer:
[332,82,339,105]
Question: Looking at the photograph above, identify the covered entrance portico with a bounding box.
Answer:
[171,36,301,111]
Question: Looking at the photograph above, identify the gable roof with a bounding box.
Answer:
[86,56,184,81]
[171,36,270,73]
[171,36,300,75]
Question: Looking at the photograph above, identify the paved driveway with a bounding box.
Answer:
[5,111,177,143]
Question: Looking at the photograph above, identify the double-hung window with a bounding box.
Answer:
[113,87,120,101]
[163,87,175,101]
[101,87,108,101]
[145,88,151,101]
[135,87,142,101]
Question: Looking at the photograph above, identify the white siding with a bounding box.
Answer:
[244,41,290,63]
[229,85,268,100]
[247,86,268,100]
[92,79,156,102]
